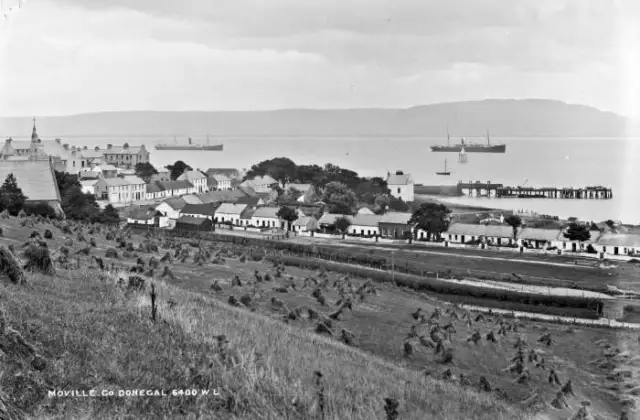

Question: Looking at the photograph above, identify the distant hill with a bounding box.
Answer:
[1,99,637,138]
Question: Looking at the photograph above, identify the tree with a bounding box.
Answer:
[55,171,101,221]
[100,204,120,225]
[286,187,303,202]
[563,222,591,246]
[333,216,352,234]
[245,157,297,188]
[388,196,410,212]
[135,162,158,183]
[0,173,27,216]
[504,214,523,241]
[277,206,298,230]
[408,203,451,241]
[355,177,389,204]
[322,181,357,214]
[166,161,192,181]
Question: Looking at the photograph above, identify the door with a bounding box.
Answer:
[614,247,619,255]
[461,235,465,243]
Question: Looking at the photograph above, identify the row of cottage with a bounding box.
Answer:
[127,194,640,257]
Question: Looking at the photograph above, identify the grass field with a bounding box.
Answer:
[285,236,640,294]
[1,215,638,419]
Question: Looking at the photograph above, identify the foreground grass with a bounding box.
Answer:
[0,269,530,420]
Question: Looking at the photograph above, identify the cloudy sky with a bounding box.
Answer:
[0,0,638,117]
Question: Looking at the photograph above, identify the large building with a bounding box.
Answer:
[386,170,414,202]
[102,143,150,170]
[0,159,63,216]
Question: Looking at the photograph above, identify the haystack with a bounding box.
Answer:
[22,245,55,276]
[0,245,26,284]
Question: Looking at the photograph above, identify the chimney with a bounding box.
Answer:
[107,144,113,150]
[55,138,61,144]
[63,144,69,150]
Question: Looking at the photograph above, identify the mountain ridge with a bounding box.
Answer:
[1,99,637,138]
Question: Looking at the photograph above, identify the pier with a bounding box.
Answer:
[457,181,612,199]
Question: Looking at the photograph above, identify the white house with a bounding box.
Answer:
[593,233,640,256]
[318,213,354,233]
[158,180,194,197]
[445,223,516,245]
[145,182,167,200]
[241,175,278,193]
[518,228,562,249]
[97,177,134,204]
[292,216,319,232]
[126,208,166,227]
[179,203,218,221]
[348,214,381,236]
[214,203,248,225]
[122,175,146,201]
[209,174,232,191]
[551,228,602,253]
[178,170,208,193]
[386,170,414,202]
[155,197,187,220]
[251,206,282,228]
[80,179,100,196]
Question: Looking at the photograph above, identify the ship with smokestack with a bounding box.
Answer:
[155,135,223,151]
[430,128,506,153]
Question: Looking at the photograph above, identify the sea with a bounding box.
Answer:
[9,135,640,224]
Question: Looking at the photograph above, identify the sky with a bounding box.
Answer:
[0,0,638,118]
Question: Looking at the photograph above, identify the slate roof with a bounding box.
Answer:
[178,170,207,182]
[176,216,212,226]
[356,207,375,215]
[180,203,218,217]
[160,197,187,211]
[597,234,640,247]
[235,196,261,207]
[252,207,279,219]
[80,179,99,188]
[103,178,132,187]
[0,160,61,202]
[128,208,160,221]
[318,213,354,226]
[446,223,515,238]
[212,174,230,182]
[519,228,562,242]
[158,180,193,190]
[387,173,412,185]
[198,190,236,204]
[351,214,382,227]
[285,183,312,192]
[122,175,145,185]
[379,212,412,225]
[146,182,165,194]
[103,145,146,155]
[182,194,203,205]
[293,216,319,230]
[215,203,248,215]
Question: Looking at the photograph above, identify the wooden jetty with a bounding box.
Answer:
[457,181,613,199]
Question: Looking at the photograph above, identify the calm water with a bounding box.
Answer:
[12,135,639,224]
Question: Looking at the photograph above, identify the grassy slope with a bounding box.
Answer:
[1,216,637,419]
[1,270,527,420]
[0,217,527,420]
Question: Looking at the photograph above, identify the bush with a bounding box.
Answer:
[23,202,57,218]
[267,255,603,315]
[44,229,53,239]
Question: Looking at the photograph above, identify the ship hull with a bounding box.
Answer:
[155,144,223,151]
[430,145,506,153]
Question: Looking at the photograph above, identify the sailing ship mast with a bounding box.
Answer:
[447,125,450,147]
[486,128,490,146]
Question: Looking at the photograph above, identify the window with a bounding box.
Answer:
[397,188,401,194]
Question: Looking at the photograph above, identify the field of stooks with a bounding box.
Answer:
[0,210,637,419]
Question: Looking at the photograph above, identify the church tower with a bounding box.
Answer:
[28,117,47,160]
